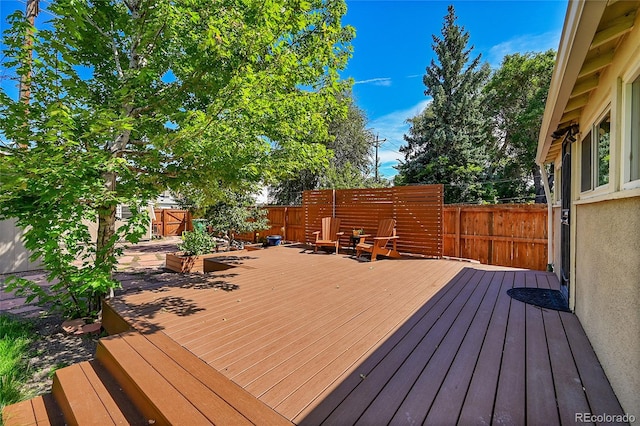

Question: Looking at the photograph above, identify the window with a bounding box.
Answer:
[597,114,610,186]
[581,131,592,192]
[580,112,611,193]
[630,76,640,182]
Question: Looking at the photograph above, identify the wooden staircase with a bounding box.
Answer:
[3,305,291,425]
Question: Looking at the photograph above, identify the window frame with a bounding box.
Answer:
[579,108,612,196]
[622,68,640,190]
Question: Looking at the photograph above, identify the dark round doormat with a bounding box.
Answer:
[506,288,570,312]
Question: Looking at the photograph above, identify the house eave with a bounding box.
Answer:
[536,0,608,165]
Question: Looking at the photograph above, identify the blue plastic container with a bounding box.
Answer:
[266,235,282,246]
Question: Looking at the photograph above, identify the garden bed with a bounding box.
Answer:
[165,252,220,273]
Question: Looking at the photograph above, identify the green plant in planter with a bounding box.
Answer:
[178,229,217,256]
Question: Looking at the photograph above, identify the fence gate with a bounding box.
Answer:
[153,209,192,237]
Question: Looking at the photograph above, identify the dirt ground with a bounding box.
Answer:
[19,313,99,398]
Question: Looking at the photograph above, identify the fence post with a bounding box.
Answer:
[455,207,461,258]
[488,211,494,265]
[332,189,336,218]
[284,207,288,241]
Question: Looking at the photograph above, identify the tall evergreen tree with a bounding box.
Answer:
[396,5,492,204]
[483,50,556,203]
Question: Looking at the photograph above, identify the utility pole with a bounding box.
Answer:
[373,133,386,182]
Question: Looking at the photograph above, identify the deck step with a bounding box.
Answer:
[96,330,291,425]
[51,360,146,425]
[102,299,132,335]
[3,327,290,425]
[2,394,64,426]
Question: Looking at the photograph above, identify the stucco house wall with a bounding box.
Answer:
[566,10,640,414]
[574,198,640,413]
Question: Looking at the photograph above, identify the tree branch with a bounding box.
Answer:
[109,22,124,79]
[127,164,177,178]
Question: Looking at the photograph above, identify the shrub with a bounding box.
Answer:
[178,229,217,256]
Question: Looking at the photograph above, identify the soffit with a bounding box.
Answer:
[539,0,640,164]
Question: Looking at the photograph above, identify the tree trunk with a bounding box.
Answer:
[96,202,116,302]
[97,170,117,280]
[97,205,117,261]
[532,164,546,204]
[18,0,39,104]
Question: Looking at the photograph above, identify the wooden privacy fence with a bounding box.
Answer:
[303,185,444,258]
[255,200,548,271]
[443,204,548,271]
[165,188,547,270]
[235,206,305,242]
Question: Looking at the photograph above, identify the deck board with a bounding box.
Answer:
[52,362,118,425]
[424,271,501,424]
[296,265,474,425]
[96,333,212,425]
[560,311,627,418]
[122,331,253,425]
[109,245,624,425]
[457,271,510,425]
[3,399,37,426]
[143,331,291,425]
[525,303,560,424]
[543,308,592,423]
[492,271,526,425]
[386,268,492,425]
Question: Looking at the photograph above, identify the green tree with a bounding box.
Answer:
[204,190,269,248]
[395,5,492,204]
[269,91,376,204]
[0,0,353,317]
[483,50,556,203]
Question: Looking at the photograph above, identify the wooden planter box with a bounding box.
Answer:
[165,252,219,273]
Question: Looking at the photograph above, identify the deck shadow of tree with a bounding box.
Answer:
[124,242,179,253]
[115,270,240,294]
[112,271,241,334]
[180,280,239,291]
[115,295,205,335]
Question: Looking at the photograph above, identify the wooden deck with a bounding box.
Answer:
[107,245,624,425]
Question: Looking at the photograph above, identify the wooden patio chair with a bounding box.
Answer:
[312,217,344,254]
[355,218,401,262]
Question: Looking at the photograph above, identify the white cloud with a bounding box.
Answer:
[354,77,392,86]
[368,99,432,179]
[486,31,561,67]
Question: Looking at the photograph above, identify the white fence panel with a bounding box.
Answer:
[0,219,42,274]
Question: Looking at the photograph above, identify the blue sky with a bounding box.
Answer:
[1,0,568,181]
[342,0,568,180]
